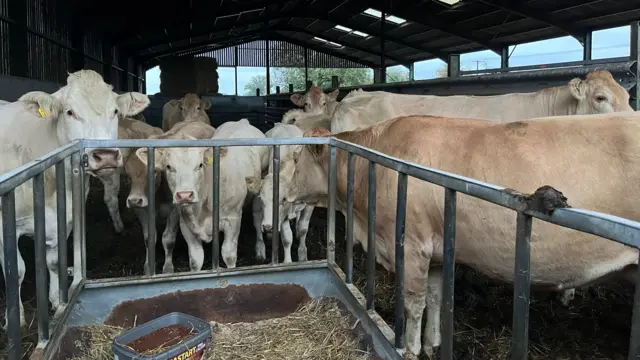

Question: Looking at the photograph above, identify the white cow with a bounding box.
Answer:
[0,69,149,328]
[136,119,269,270]
[246,123,314,263]
[290,86,339,115]
[0,100,9,105]
[331,70,633,133]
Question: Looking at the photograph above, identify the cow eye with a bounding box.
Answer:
[166,164,172,171]
[179,106,184,110]
[199,163,204,169]
[197,106,201,111]
[114,109,119,115]
[66,110,74,116]
[596,95,607,102]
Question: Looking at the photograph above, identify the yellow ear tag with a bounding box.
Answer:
[38,107,50,118]
[205,157,214,165]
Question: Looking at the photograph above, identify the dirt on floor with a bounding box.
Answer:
[0,176,635,360]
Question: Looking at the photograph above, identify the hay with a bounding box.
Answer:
[68,298,370,360]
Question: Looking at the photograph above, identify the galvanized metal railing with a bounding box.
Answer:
[2,136,640,360]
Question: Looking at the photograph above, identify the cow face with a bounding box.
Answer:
[169,93,211,124]
[124,152,161,208]
[136,141,213,206]
[290,87,339,115]
[569,70,633,115]
[19,70,150,173]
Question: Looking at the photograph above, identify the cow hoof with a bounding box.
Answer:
[162,264,175,274]
[559,289,575,307]
[423,346,435,359]
[113,220,124,234]
[298,247,308,262]
[255,242,266,262]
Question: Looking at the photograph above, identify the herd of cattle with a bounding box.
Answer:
[0,68,639,357]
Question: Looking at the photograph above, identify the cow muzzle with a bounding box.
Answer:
[88,148,122,171]
[127,195,148,208]
[174,190,197,204]
[262,224,273,233]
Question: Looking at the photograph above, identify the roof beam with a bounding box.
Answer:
[475,0,587,44]
[272,24,412,67]
[114,0,290,43]
[382,3,503,54]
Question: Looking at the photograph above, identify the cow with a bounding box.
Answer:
[251,113,640,356]
[290,86,340,115]
[280,109,332,131]
[162,93,212,132]
[331,70,633,133]
[246,123,314,263]
[0,69,149,329]
[0,100,9,105]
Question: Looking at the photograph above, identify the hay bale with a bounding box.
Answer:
[67,298,371,360]
[159,56,219,98]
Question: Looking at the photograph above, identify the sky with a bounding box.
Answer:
[144,25,631,96]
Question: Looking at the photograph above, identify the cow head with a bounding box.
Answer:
[136,135,214,205]
[168,93,211,124]
[124,151,161,208]
[18,70,150,173]
[568,70,633,114]
[290,86,339,115]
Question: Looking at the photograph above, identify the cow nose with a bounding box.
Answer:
[91,149,122,170]
[127,196,145,208]
[262,224,272,233]
[175,191,195,204]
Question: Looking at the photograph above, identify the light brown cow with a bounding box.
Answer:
[280,109,332,130]
[290,86,339,115]
[331,70,633,133]
[252,113,640,356]
[162,93,212,131]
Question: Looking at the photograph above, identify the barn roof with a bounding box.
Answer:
[84,0,640,69]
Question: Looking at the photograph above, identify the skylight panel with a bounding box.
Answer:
[362,8,406,25]
[326,41,343,48]
[311,36,344,48]
[312,37,328,43]
[436,0,461,5]
[352,30,369,37]
[334,25,353,32]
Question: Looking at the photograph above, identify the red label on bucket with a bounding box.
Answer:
[170,340,207,360]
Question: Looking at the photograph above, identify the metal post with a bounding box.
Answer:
[583,32,592,61]
[306,80,313,90]
[266,39,271,95]
[409,63,415,81]
[447,54,461,78]
[345,153,355,283]
[71,151,84,287]
[380,8,387,84]
[271,145,281,264]
[55,161,68,305]
[501,46,510,70]
[327,146,337,263]
[288,84,294,93]
[276,86,280,94]
[234,46,239,96]
[304,47,309,87]
[366,161,377,310]
[630,21,640,110]
[441,188,457,360]
[3,190,21,360]
[510,212,533,360]
[394,172,408,350]
[146,147,156,276]
[628,253,640,359]
[33,173,50,341]
[212,146,221,269]
[331,75,339,89]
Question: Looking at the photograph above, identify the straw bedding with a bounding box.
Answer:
[69,298,371,360]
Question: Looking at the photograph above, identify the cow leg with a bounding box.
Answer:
[221,217,241,268]
[0,237,27,329]
[281,219,294,263]
[423,266,443,357]
[296,205,313,261]
[404,248,432,356]
[133,207,155,274]
[252,197,266,262]
[180,217,204,272]
[101,171,124,233]
[161,208,179,274]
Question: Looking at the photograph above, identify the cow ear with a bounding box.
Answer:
[219,147,228,157]
[290,94,305,107]
[292,144,304,164]
[135,148,164,169]
[245,176,263,194]
[327,89,339,101]
[18,91,62,118]
[203,147,214,166]
[201,99,212,110]
[569,78,587,100]
[117,92,150,116]
[168,99,179,107]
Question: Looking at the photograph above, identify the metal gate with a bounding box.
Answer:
[2,136,640,360]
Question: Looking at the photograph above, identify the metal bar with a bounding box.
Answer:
[380,6,386,84]
[394,172,408,349]
[345,152,355,283]
[146,147,156,276]
[271,145,280,264]
[448,54,461,78]
[631,21,639,110]
[501,46,509,69]
[366,161,377,311]
[461,56,629,75]
[71,151,84,286]
[0,142,80,196]
[511,212,533,360]
[266,39,271,95]
[2,190,21,360]
[441,188,457,360]
[327,146,337,264]
[33,173,50,341]
[82,137,330,148]
[583,31,592,61]
[55,161,68,305]
[628,253,640,359]
[212,146,221,270]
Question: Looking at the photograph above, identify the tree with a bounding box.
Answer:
[243,75,267,96]
[386,67,411,83]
